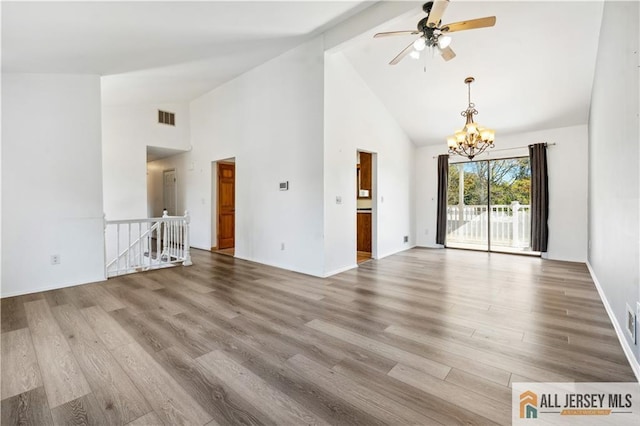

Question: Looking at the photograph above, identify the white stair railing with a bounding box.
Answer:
[104,210,192,278]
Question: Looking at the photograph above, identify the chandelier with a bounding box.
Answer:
[446,77,495,160]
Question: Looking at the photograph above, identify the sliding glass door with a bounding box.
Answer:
[446,157,536,254]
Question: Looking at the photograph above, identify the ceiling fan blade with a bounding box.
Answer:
[374,31,420,38]
[440,46,456,61]
[442,16,496,33]
[427,0,450,28]
[389,40,418,65]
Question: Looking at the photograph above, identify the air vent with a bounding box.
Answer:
[158,110,175,126]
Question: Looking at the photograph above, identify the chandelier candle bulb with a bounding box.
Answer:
[446,76,495,160]
[481,128,495,141]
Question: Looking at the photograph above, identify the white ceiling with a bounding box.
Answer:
[2,1,604,145]
[340,1,604,146]
[2,1,372,105]
[147,146,190,163]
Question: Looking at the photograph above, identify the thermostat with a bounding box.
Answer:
[279,181,289,191]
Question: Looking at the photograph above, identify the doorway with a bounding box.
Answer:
[162,169,177,216]
[215,161,235,256]
[356,151,375,264]
[446,157,538,254]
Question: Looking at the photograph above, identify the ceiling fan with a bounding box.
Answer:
[374,0,496,65]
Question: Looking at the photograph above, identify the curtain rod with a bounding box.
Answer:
[432,142,556,159]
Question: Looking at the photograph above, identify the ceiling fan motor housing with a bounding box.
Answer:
[417,17,439,45]
[422,2,433,14]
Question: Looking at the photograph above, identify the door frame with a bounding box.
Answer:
[446,156,537,255]
[213,159,236,251]
[356,149,378,261]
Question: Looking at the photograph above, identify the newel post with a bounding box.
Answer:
[161,209,169,256]
[183,210,193,266]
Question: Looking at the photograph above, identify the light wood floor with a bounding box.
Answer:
[211,247,235,257]
[1,248,636,425]
[356,251,371,264]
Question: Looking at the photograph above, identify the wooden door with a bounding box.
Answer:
[217,163,235,249]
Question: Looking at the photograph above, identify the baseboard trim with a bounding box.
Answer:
[414,244,445,249]
[586,261,640,382]
[1,274,107,299]
[322,264,358,278]
[232,254,326,278]
[375,244,417,261]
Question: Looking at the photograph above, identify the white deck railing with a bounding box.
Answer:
[104,210,192,277]
[446,202,531,248]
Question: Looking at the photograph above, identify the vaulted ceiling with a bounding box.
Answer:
[2,1,604,146]
[2,1,372,105]
[341,1,604,145]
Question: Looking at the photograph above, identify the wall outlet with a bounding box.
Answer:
[626,303,636,343]
[51,254,60,265]
[280,243,285,251]
[403,235,409,243]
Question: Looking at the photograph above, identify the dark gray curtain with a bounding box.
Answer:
[436,155,448,245]
[529,143,549,252]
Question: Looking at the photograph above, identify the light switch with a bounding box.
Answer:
[336,196,342,204]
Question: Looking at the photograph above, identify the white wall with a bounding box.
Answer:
[1,74,105,297]
[324,53,415,275]
[147,38,327,276]
[588,0,639,372]
[102,102,190,220]
[415,125,589,263]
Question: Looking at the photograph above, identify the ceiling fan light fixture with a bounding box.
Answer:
[437,35,452,49]
[446,77,495,160]
[410,50,421,60]
[373,3,496,66]
[413,38,427,51]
